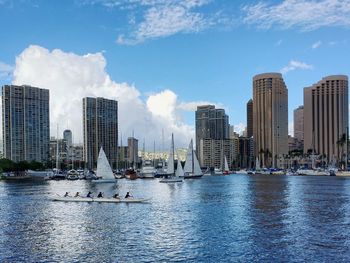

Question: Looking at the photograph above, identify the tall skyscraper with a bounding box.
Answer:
[2,85,50,163]
[304,75,348,162]
[195,105,229,165]
[253,73,288,168]
[63,129,72,148]
[83,97,118,169]
[247,99,253,138]
[293,106,304,142]
[127,137,139,165]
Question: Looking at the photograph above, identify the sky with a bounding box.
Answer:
[0,0,349,149]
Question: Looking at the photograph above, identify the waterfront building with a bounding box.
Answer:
[195,105,229,166]
[2,85,50,163]
[304,75,348,163]
[198,138,239,169]
[253,73,288,168]
[288,136,303,153]
[247,99,253,138]
[127,137,139,167]
[83,97,118,169]
[63,130,72,148]
[239,136,254,169]
[294,106,304,142]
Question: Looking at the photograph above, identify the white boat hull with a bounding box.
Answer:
[92,179,117,183]
[159,177,183,183]
[52,196,150,203]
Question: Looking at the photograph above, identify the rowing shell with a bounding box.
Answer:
[52,196,150,203]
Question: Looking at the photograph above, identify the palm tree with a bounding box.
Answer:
[337,133,347,169]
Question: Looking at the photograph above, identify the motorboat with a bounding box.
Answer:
[125,169,138,180]
[66,169,80,180]
[139,160,156,179]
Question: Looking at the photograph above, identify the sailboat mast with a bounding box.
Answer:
[71,131,74,170]
[56,124,59,170]
[153,140,155,168]
[191,139,194,173]
[172,133,175,176]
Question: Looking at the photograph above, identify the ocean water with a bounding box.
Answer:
[1,175,350,262]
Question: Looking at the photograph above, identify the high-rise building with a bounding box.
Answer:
[253,73,288,168]
[247,99,253,138]
[83,97,118,169]
[198,138,239,170]
[127,137,138,165]
[304,75,348,162]
[294,106,304,142]
[195,105,229,165]
[63,129,72,148]
[2,85,50,163]
[239,136,254,169]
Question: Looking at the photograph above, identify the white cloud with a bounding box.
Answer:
[177,101,223,111]
[312,40,322,49]
[280,60,313,74]
[11,45,218,148]
[288,121,294,136]
[0,61,14,79]
[116,0,212,44]
[243,0,350,31]
[234,123,246,135]
[275,39,283,46]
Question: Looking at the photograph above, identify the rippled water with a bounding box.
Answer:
[1,175,350,262]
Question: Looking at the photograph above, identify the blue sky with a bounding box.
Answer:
[0,0,349,147]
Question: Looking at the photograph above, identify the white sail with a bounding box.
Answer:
[184,140,193,173]
[167,134,175,175]
[175,161,184,178]
[193,151,202,175]
[96,147,114,180]
[184,139,202,176]
[224,156,229,172]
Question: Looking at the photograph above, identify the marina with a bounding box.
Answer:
[1,174,350,262]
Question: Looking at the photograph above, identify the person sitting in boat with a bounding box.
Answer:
[74,192,80,197]
[86,191,93,198]
[113,193,120,199]
[97,192,103,198]
[64,192,69,197]
[125,192,133,198]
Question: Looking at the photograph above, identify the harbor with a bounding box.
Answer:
[1,174,350,262]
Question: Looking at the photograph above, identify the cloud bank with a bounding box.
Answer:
[280,60,313,74]
[12,45,217,148]
[243,0,350,31]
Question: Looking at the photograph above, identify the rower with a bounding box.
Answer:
[64,192,69,197]
[113,193,120,199]
[74,192,80,197]
[97,192,103,198]
[125,192,133,198]
[86,191,93,198]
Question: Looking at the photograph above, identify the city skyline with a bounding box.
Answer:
[0,1,349,148]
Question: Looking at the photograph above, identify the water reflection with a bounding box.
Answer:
[1,176,350,262]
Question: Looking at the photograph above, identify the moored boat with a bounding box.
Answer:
[92,148,117,183]
[183,139,203,179]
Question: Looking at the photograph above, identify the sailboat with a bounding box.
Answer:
[183,139,203,179]
[92,147,117,183]
[222,156,233,175]
[159,134,183,183]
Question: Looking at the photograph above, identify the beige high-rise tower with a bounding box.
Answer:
[253,73,288,168]
[304,75,348,163]
[294,106,304,142]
